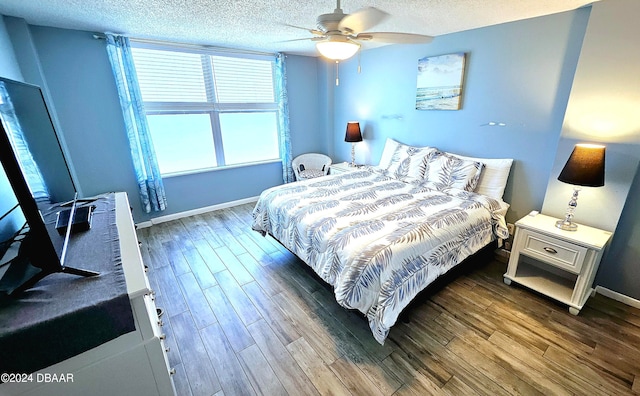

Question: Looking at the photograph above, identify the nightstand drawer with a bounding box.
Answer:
[520,230,587,274]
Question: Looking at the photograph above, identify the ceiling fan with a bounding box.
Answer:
[288,0,433,61]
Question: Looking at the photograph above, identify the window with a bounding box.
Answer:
[130,43,281,175]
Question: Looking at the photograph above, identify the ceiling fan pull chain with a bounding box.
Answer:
[358,51,361,74]
[335,60,340,86]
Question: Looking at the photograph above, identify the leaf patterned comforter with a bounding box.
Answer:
[252,167,509,344]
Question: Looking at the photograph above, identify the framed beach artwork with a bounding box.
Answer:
[416,52,466,110]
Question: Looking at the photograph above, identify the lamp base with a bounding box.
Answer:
[556,187,581,231]
[350,142,356,167]
[555,219,578,231]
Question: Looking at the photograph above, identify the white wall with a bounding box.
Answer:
[542,0,640,233]
[540,0,640,299]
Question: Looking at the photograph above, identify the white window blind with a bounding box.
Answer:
[132,48,208,103]
[211,56,274,103]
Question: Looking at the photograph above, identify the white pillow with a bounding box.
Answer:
[377,138,401,169]
[387,145,436,181]
[377,138,437,182]
[448,153,513,200]
[424,151,484,192]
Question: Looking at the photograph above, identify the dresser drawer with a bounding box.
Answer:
[519,229,587,274]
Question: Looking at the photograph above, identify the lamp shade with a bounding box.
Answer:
[316,37,360,61]
[557,144,605,187]
[345,122,362,142]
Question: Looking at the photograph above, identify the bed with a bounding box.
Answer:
[252,139,512,344]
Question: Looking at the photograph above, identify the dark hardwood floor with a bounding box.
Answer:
[136,203,640,396]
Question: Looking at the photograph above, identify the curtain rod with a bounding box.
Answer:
[92,33,277,57]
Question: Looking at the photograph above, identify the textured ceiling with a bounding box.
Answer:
[0,0,598,56]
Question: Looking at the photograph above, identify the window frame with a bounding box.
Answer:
[130,40,282,177]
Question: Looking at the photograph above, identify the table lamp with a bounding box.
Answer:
[555,143,605,231]
[344,121,362,167]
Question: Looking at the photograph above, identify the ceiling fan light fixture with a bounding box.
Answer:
[316,37,360,60]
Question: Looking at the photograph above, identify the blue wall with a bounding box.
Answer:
[286,55,331,157]
[5,22,327,223]
[328,9,590,223]
[0,17,22,82]
[27,26,142,216]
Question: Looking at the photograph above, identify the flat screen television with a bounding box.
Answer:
[0,77,97,297]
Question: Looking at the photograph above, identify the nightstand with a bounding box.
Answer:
[504,213,612,315]
[329,162,359,175]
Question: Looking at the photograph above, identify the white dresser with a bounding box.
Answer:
[1,192,176,396]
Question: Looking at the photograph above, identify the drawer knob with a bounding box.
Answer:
[169,368,177,375]
[543,247,558,254]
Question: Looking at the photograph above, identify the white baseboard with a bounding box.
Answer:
[136,196,259,228]
[595,286,640,309]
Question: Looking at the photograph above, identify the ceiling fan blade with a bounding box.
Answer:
[356,32,433,44]
[280,23,324,36]
[278,37,322,43]
[338,7,389,35]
